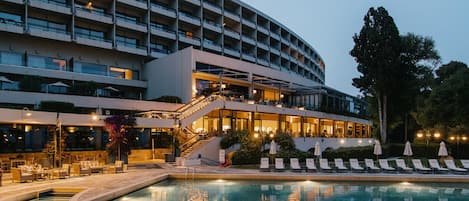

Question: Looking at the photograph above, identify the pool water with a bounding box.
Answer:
[115,179,469,201]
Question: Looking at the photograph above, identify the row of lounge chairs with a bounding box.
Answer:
[260,157,469,174]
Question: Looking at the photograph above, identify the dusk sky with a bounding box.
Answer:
[242,0,469,96]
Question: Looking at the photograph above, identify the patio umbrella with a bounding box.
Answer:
[403,141,413,156]
[438,141,448,157]
[48,81,70,88]
[104,86,120,92]
[373,140,382,159]
[314,141,321,157]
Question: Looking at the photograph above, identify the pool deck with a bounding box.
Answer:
[1,163,469,201]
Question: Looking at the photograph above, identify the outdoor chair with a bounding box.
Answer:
[334,158,348,172]
[306,158,317,172]
[411,159,432,174]
[364,159,380,173]
[11,168,33,183]
[290,158,302,172]
[72,163,91,176]
[444,160,467,174]
[395,159,413,173]
[428,159,449,173]
[319,159,333,172]
[53,164,70,179]
[378,159,396,172]
[275,158,285,172]
[259,157,270,172]
[90,161,104,173]
[460,160,469,169]
[349,158,365,172]
[107,160,124,174]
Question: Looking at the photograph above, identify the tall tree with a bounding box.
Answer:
[104,115,137,162]
[350,7,401,143]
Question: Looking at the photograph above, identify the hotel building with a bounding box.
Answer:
[0,0,371,163]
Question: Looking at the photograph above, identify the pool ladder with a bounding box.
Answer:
[185,167,196,180]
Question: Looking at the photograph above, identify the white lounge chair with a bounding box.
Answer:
[290,158,302,172]
[260,157,270,172]
[378,159,396,172]
[349,158,365,172]
[411,159,431,173]
[319,158,332,172]
[365,159,380,172]
[460,160,469,169]
[275,158,285,172]
[395,159,412,173]
[428,159,449,173]
[444,160,467,174]
[334,158,348,172]
[306,158,317,172]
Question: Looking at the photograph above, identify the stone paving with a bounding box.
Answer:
[1,163,469,201]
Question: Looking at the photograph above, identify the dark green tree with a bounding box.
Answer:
[350,7,401,143]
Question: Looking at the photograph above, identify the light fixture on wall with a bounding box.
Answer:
[86,1,93,9]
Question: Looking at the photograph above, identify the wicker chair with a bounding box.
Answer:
[11,168,33,183]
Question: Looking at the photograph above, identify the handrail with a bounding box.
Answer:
[179,133,200,152]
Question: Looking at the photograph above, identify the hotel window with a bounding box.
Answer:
[0,51,23,66]
[75,27,106,41]
[109,67,134,80]
[27,55,67,71]
[73,61,107,76]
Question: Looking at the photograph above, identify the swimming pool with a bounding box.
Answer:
[115,179,469,201]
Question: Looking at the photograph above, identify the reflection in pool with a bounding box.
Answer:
[115,179,469,201]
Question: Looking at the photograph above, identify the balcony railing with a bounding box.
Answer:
[116,41,147,50]
[150,23,175,34]
[76,32,111,43]
[33,0,70,7]
[150,47,172,54]
[203,0,221,9]
[150,2,176,13]
[0,18,23,26]
[29,24,69,35]
[116,15,146,27]
[203,19,221,28]
[179,11,200,21]
[75,5,112,17]
[178,31,200,40]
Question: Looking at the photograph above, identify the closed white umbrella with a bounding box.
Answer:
[403,141,413,156]
[269,140,277,155]
[438,141,448,157]
[314,141,321,157]
[374,140,382,159]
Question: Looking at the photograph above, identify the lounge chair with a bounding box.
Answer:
[349,158,365,172]
[53,164,71,179]
[275,158,285,172]
[290,158,302,172]
[411,159,431,174]
[378,159,396,172]
[72,163,92,176]
[334,158,348,172]
[365,159,380,173]
[319,158,333,172]
[395,159,412,173]
[460,160,469,169]
[11,168,33,183]
[259,157,270,172]
[444,160,467,174]
[428,159,449,173]
[306,158,317,172]
[107,160,124,173]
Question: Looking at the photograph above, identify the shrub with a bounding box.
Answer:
[322,145,374,160]
[39,101,75,113]
[276,149,309,162]
[274,132,296,150]
[220,134,239,149]
[231,149,261,165]
[153,96,182,103]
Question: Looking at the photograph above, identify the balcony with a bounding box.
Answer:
[29,0,72,15]
[178,32,200,46]
[75,5,113,24]
[28,24,71,42]
[223,28,240,39]
[270,32,280,40]
[178,12,201,26]
[150,2,176,18]
[203,20,221,33]
[257,58,269,66]
[203,39,221,52]
[257,42,269,50]
[184,0,200,6]
[242,36,256,45]
[117,0,147,10]
[116,18,148,33]
[75,33,112,49]
[242,53,255,62]
[203,1,221,14]
[223,47,240,57]
[150,24,176,40]
[116,42,147,56]
[257,25,269,35]
[224,10,240,21]
[271,63,281,70]
[0,18,24,34]
[242,19,256,28]
[3,0,24,4]
[150,47,172,58]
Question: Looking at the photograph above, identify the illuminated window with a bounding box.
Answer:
[110,67,133,80]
